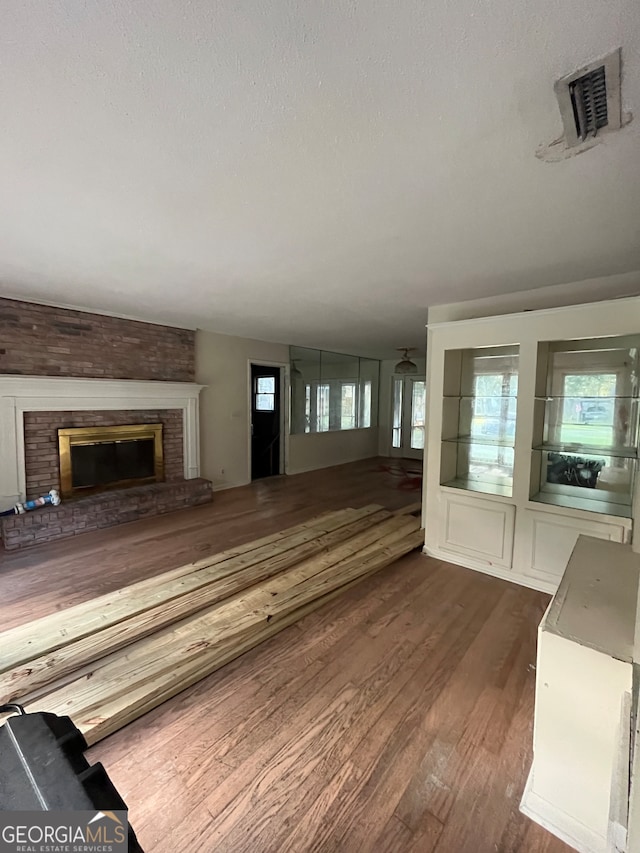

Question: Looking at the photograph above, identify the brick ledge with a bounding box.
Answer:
[0,479,212,551]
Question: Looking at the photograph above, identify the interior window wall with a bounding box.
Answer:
[290,347,380,434]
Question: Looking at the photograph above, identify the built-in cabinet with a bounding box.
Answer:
[424,297,640,592]
[520,536,639,853]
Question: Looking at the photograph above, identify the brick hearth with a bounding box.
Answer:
[0,479,212,551]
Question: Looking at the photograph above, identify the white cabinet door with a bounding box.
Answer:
[519,508,627,584]
[439,492,515,569]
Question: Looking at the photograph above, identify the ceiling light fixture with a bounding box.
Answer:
[394,347,418,374]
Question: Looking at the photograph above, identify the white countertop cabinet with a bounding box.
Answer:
[520,536,640,853]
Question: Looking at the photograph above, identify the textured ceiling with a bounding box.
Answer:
[1,1,639,358]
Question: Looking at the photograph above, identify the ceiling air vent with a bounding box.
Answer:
[570,65,608,140]
[554,49,622,148]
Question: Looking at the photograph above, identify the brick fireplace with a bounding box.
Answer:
[0,376,211,550]
[0,298,212,550]
[25,410,182,499]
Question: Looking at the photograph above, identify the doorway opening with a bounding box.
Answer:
[390,375,426,459]
[250,363,283,480]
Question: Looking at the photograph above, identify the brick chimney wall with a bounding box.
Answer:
[0,297,195,381]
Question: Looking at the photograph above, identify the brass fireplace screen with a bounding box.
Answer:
[58,423,164,499]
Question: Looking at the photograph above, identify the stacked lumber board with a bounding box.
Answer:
[0,504,422,745]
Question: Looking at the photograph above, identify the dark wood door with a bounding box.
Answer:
[251,364,281,480]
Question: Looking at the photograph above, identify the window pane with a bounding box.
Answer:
[257,377,275,394]
[255,394,274,411]
[317,384,330,432]
[559,373,616,447]
[470,373,516,443]
[304,385,311,433]
[360,381,371,429]
[289,347,380,434]
[410,381,425,449]
[341,383,357,430]
[392,378,403,448]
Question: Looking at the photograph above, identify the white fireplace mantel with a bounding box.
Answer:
[0,375,205,511]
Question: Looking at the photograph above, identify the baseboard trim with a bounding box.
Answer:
[422,545,557,594]
[210,479,251,492]
[520,767,607,853]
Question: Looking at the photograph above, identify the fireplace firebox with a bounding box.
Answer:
[58,424,164,498]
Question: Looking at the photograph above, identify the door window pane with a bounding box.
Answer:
[257,377,275,394]
[255,394,274,411]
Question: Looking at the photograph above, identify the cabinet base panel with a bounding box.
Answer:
[520,766,606,853]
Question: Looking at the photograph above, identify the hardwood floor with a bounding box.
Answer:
[0,459,571,852]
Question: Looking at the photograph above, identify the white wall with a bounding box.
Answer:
[196,329,289,490]
[197,329,382,488]
[288,428,379,475]
[378,357,426,456]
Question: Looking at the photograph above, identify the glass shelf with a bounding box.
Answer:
[443,435,515,448]
[530,490,632,519]
[442,477,513,497]
[444,395,518,400]
[530,447,636,517]
[533,443,638,459]
[535,395,639,400]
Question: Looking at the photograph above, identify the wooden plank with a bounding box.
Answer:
[23,527,422,743]
[1,508,391,703]
[47,532,422,745]
[0,505,383,677]
[26,518,420,716]
[392,501,422,517]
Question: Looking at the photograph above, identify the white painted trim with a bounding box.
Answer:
[426,294,640,331]
[0,375,205,509]
[520,767,607,853]
[608,691,631,852]
[422,544,557,594]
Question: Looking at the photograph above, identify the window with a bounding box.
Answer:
[290,347,380,434]
[255,376,275,411]
[360,381,372,429]
[530,337,640,517]
[559,373,616,447]
[340,383,357,430]
[304,385,311,434]
[316,384,330,432]
[392,378,403,448]
[440,346,519,497]
[410,380,426,449]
